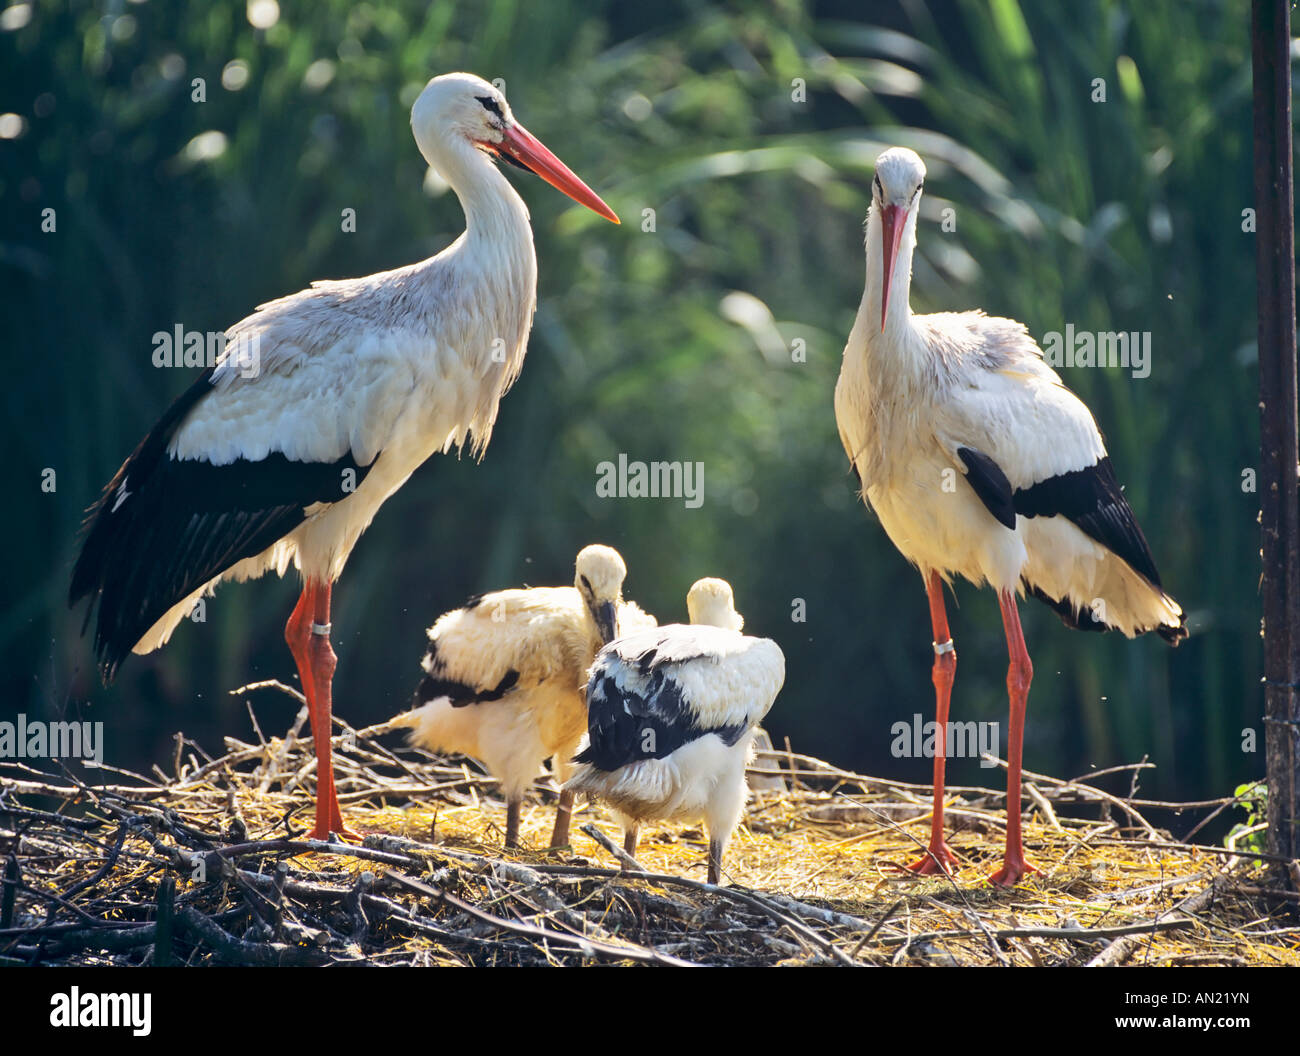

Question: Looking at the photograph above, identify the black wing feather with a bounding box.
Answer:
[1022,582,1108,633]
[576,651,748,772]
[70,369,372,682]
[1013,456,1162,586]
[957,447,1016,529]
[957,448,1162,588]
[413,660,520,709]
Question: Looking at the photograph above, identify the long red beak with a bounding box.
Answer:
[497,122,620,224]
[879,203,908,331]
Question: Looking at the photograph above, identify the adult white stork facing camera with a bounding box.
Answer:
[393,544,655,848]
[567,578,785,884]
[68,72,619,842]
[834,147,1185,886]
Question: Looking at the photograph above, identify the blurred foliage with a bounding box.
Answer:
[0,0,1277,812]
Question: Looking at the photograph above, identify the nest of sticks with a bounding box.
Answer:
[2,680,1297,967]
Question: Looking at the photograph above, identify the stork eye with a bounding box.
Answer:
[873,173,882,197]
[580,574,592,592]
[476,96,503,118]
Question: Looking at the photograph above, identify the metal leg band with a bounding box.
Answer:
[933,638,955,656]
[311,622,332,637]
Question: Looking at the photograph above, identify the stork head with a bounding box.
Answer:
[871,147,926,331]
[686,578,745,631]
[411,72,619,223]
[574,544,627,643]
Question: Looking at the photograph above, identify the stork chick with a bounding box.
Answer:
[834,147,1185,885]
[567,579,785,884]
[395,544,652,848]
[685,577,745,631]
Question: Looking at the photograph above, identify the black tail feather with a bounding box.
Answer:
[1024,580,1186,645]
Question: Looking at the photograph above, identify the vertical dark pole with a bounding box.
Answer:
[1251,0,1299,876]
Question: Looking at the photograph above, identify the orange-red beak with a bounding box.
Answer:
[879,203,908,330]
[496,122,620,224]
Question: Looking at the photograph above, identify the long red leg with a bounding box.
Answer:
[285,580,353,840]
[307,582,354,840]
[989,589,1037,887]
[285,581,317,701]
[906,570,960,875]
[284,580,318,739]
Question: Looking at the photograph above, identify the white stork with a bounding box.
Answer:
[394,543,655,848]
[834,147,1186,885]
[566,578,785,884]
[68,72,619,841]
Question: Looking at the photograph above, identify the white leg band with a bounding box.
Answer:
[311,622,332,636]
[933,638,955,656]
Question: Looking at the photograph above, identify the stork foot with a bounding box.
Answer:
[307,791,360,843]
[987,851,1038,887]
[308,806,361,843]
[904,841,959,875]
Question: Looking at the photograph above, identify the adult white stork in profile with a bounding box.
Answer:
[834,147,1185,885]
[567,578,785,884]
[393,543,655,848]
[68,72,619,841]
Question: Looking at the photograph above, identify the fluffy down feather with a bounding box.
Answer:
[393,546,654,818]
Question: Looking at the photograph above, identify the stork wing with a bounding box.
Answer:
[69,367,373,682]
[415,587,588,706]
[936,352,1162,587]
[69,271,473,681]
[576,626,784,772]
[192,291,427,469]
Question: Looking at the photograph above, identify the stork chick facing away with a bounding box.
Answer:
[567,578,785,884]
[395,544,654,848]
[68,73,619,842]
[834,147,1185,886]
